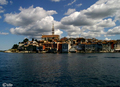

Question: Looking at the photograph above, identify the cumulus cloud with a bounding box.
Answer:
[4,6,61,39]
[80,18,115,38]
[4,0,120,39]
[64,8,76,15]
[107,26,120,35]
[55,29,63,35]
[51,0,60,2]
[9,16,64,38]
[55,21,81,36]
[0,0,8,5]
[61,0,120,26]
[97,19,116,28]
[61,11,97,26]
[82,26,103,32]
[80,31,103,38]
[85,0,120,20]
[0,32,9,35]
[4,5,84,39]
[61,0,120,38]
[4,6,57,26]
[0,6,4,13]
[80,28,105,38]
[105,38,111,40]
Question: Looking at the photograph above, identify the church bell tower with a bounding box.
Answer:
[52,22,54,35]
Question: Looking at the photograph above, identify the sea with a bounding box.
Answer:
[0,52,120,87]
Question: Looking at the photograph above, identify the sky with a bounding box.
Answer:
[0,0,120,50]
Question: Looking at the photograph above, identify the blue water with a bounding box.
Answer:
[1,52,120,87]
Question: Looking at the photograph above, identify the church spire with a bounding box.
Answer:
[52,22,54,35]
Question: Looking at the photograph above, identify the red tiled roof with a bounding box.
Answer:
[102,42,107,44]
[42,35,59,38]
[81,42,87,44]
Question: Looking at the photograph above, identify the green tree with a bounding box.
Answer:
[32,38,34,41]
[35,39,38,42]
[23,38,29,43]
[12,44,18,49]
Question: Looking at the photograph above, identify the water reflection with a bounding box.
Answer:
[1,53,120,86]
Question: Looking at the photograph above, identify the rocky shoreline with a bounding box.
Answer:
[3,49,117,53]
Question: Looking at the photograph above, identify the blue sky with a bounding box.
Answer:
[0,0,120,50]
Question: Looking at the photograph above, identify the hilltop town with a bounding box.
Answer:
[5,24,120,53]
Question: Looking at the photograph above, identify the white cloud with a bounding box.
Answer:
[67,0,76,6]
[79,18,115,38]
[55,21,81,36]
[0,32,9,35]
[0,0,8,5]
[105,38,111,40]
[55,29,63,35]
[51,0,60,2]
[9,16,59,37]
[4,5,82,39]
[76,3,82,7]
[107,26,120,35]
[64,8,76,15]
[82,26,104,32]
[4,5,57,26]
[0,6,4,19]
[60,0,120,38]
[97,19,116,28]
[83,0,120,21]
[4,0,120,38]
[4,6,63,39]
[10,1,12,4]
[61,0,120,26]
[114,10,120,22]
[61,11,98,26]
[0,6,4,13]
[80,31,104,38]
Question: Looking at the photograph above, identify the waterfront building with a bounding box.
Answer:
[77,41,102,52]
[62,43,69,53]
[114,40,120,52]
[85,43,93,52]
[58,42,69,53]
[37,46,43,51]
[18,43,24,51]
[43,42,57,51]
[101,40,116,52]
[69,45,77,53]
[107,40,115,52]
[76,37,86,43]
[92,42,102,52]
[102,41,109,52]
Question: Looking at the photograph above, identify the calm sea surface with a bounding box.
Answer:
[1,52,120,87]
